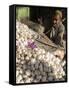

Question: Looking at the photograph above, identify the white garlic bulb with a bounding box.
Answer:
[16,21,66,83]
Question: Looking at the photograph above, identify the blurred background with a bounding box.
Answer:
[16,6,67,37]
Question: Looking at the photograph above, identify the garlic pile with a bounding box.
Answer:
[16,21,66,84]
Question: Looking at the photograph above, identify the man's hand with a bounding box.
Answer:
[53,49,64,60]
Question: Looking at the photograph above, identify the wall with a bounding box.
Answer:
[0,0,69,90]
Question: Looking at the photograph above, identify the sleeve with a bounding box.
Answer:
[58,25,65,39]
[58,24,65,47]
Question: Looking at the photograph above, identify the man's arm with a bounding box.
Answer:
[58,24,65,47]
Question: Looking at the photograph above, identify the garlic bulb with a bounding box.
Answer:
[16,21,66,84]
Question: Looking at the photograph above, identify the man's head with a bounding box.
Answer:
[52,10,62,27]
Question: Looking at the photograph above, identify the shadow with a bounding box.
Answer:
[4,81,9,84]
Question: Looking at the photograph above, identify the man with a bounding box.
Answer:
[50,10,65,48]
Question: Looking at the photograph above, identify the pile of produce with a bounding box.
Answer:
[16,21,66,83]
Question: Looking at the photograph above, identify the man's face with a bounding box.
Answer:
[53,15,61,27]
